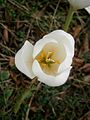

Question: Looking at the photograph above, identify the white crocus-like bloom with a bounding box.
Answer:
[68,0,90,10]
[15,30,74,87]
[85,6,90,14]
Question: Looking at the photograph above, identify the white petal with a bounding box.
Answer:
[33,38,58,59]
[32,60,72,87]
[55,66,72,86]
[43,30,74,57]
[15,41,35,79]
[57,44,73,73]
[68,0,90,9]
[85,6,90,14]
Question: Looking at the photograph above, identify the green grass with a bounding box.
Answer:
[0,0,90,120]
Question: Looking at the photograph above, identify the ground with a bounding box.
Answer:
[0,0,90,120]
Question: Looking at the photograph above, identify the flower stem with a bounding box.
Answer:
[64,5,75,31]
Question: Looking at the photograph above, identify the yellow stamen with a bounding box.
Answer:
[35,49,60,67]
[46,51,53,60]
[35,50,46,63]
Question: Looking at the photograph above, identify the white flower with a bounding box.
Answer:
[85,6,90,14]
[68,0,90,10]
[15,30,74,87]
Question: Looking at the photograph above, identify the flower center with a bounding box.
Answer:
[36,50,60,66]
[34,41,66,75]
[35,47,60,75]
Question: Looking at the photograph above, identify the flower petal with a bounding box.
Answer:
[15,41,35,79]
[55,66,72,86]
[85,6,90,14]
[33,38,58,59]
[32,60,72,87]
[43,30,75,57]
[68,0,90,9]
[57,44,73,73]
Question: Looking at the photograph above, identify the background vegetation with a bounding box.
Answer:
[0,0,90,120]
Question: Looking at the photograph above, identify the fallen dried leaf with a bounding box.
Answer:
[83,34,89,52]
[9,57,15,67]
[80,63,90,74]
[72,25,82,38]
[3,26,8,42]
[73,57,84,67]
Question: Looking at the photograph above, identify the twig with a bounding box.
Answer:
[0,53,9,59]
[76,11,85,27]
[53,0,61,17]
[0,43,15,54]
[75,79,90,85]
[26,26,31,40]
[50,0,61,30]
[25,82,41,120]
[0,23,19,41]
[7,0,29,14]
